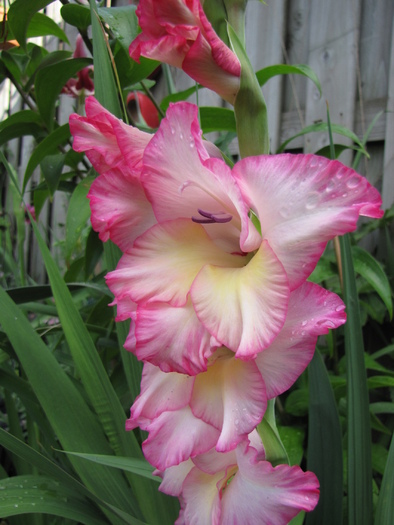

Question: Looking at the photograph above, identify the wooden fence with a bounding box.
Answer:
[1,0,393,283]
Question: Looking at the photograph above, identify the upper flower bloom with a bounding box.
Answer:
[156,435,320,525]
[129,0,241,104]
[70,98,383,376]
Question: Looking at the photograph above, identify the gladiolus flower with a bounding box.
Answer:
[126,281,346,468]
[70,98,382,377]
[62,35,94,98]
[129,0,241,104]
[156,436,320,525]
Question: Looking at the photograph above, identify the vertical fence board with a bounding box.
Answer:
[382,11,394,209]
[304,0,361,164]
[245,0,286,152]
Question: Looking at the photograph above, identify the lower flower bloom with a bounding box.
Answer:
[126,282,346,470]
[156,435,319,525]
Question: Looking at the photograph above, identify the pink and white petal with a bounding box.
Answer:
[233,154,383,289]
[192,446,237,476]
[191,240,289,357]
[88,170,156,251]
[141,102,256,253]
[220,442,319,525]
[127,362,193,424]
[70,97,151,175]
[156,459,194,497]
[256,282,346,398]
[180,466,224,525]
[135,300,219,375]
[106,220,245,307]
[142,407,220,470]
[190,349,267,451]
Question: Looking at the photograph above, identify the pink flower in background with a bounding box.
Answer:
[127,91,160,128]
[62,35,94,98]
[70,99,382,377]
[126,282,345,469]
[129,0,241,104]
[156,436,319,525]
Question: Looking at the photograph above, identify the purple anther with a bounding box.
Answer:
[192,209,233,224]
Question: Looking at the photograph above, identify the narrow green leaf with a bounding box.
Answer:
[277,426,305,466]
[160,85,203,112]
[0,475,105,525]
[352,245,393,318]
[256,64,322,95]
[62,451,159,482]
[25,49,72,92]
[0,429,147,525]
[257,400,288,466]
[23,124,71,191]
[40,153,65,196]
[7,0,56,49]
[200,106,236,133]
[367,376,394,389]
[339,234,373,525]
[370,402,394,415]
[98,6,138,56]
[60,4,91,31]
[0,287,141,523]
[277,122,367,155]
[0,111,44,146]
[306,350,343,525]
[89,0,122,118]
[228,24,269,156]
[6,283,111,304]
[374,434,394,524]
[35,58,92,127]
[66,176,93,258]
[26,12,69,43]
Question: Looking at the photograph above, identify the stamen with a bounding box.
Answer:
[192,209,233,224]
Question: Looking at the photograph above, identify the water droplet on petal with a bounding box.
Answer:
[301,320,307,326]
[346,175,360,189]
[325,180,335,192]
[306,192,320,210]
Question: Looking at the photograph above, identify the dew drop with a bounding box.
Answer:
[14,504,18,508]
[342,192,348,198]
[325,180,335,192]
[170,126,175,135]
[336,305,344,312]
[301,331,306,336]
[301,320,307,326]
[306,192,319,210]
[346,175,360,189]
[189,141,195,149]
[179,132,184,139]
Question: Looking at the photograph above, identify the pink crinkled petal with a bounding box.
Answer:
[191,239,289,358]
[127,362,193,425]
[155,459,194,497]
[106,219,245,308]
[88,169,156,251]
[190,348,267,452]
[142,406,220,470]
[233,154,383,289]
[141,102,258,253]
[135,299,219,375]
[220,442,319,524]
[70,96,151,175]
[256,281,346,398]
